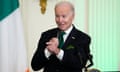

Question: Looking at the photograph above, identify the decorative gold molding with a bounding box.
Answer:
[39,0,47,14]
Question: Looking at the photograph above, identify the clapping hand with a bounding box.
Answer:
[46,37,60,55]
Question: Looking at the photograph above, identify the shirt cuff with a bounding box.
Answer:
[44,48,51,59]
[56,49,64,60]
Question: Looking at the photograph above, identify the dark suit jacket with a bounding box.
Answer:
[31,26,91,72]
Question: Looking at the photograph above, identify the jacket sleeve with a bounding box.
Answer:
[31,32,48,71]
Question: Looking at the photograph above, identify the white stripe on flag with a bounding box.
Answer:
[0,8,27,72]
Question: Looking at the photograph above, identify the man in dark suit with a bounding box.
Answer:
[31,1,91,72]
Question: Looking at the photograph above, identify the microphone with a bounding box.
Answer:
[84,54,94,72]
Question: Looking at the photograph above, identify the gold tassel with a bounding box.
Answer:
[39,0,47,14]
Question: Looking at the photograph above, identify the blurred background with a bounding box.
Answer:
[19,0,120,71]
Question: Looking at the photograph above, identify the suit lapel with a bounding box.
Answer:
[62,27,77,49]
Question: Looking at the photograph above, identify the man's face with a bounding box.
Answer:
[55,5,74,31]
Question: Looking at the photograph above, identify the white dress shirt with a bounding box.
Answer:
[44,25,73,60]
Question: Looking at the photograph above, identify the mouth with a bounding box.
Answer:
[58,23,65,26]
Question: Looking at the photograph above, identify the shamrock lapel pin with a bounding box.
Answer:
[66,44,75,50]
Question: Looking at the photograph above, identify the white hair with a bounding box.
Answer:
[55,1,75,13]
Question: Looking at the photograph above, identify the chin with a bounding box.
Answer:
[59,27,66,31]
[58,25,68,31]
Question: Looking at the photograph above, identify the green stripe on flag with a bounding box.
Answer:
[0,0,19,21]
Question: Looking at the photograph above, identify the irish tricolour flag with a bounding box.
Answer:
[0,0,28,72]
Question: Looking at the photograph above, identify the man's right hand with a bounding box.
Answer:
[46,38,60,55]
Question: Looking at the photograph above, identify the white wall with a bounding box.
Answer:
[20,0,88,71]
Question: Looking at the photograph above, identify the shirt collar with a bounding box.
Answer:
[64,25,73,34]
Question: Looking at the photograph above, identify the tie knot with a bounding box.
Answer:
[59,31,65,36]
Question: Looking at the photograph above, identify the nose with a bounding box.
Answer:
[58,16,63,22]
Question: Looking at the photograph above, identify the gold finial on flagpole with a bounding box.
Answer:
[39,0,47,14]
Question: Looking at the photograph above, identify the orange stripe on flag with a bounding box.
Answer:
[25,68,30,72]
